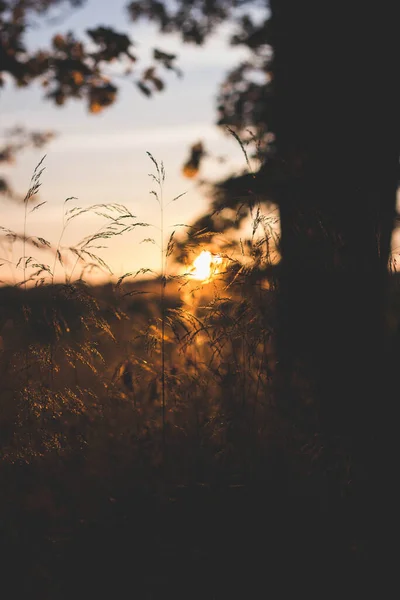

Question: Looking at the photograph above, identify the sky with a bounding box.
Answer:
[1,0,398,284]
[0,0,265,284]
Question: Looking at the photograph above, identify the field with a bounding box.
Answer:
[1,160,400,596]
[1,261,400,596]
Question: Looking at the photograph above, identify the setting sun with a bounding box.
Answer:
[190,250,222,281]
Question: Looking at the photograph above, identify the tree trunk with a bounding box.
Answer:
[269,0,399,565]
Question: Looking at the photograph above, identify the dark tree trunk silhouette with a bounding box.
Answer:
[269,0,399,560]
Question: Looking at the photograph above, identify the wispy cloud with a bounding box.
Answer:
[49,122,223,153]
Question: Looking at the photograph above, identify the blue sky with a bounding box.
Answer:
[1,0,262,283]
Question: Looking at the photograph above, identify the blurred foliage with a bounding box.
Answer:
[0,125,55,200]
[1,0,277,258]
[0,0,183,108]
[127,1,274,142]
[182,141,205,179]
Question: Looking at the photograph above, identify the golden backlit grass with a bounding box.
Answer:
[1,154,399,595]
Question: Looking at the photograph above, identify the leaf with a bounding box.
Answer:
[30,201,47,213]
[132,268,155,279]
[146,152,160,177]
[154,49,176,62]
[225,126,254,175]
[167,191,187,206]
[116,272,135,287]
[89,102,103,114]
[151,77,164,91]
[37,237,51,247]
[143,67,156,80]
[137,81,152,97]
[149,190,160,204]
[166,231,175,257]
[182,163,198,179]
[122,290,150,298]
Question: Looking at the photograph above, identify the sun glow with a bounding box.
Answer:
[190,250,222,281]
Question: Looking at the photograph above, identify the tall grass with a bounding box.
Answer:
[0,146,280,472]
[2,142,392,595]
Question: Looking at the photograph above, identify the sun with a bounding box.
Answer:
[190,250,222,282]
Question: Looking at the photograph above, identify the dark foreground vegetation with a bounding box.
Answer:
[1,0,400,596]
[1,269,399,598]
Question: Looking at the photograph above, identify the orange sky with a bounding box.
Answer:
[0,0,261,284]
[1,1,399,284]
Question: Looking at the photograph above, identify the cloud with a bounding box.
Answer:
[49,122,223,153]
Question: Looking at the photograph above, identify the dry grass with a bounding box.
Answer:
[1,153,398,597]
